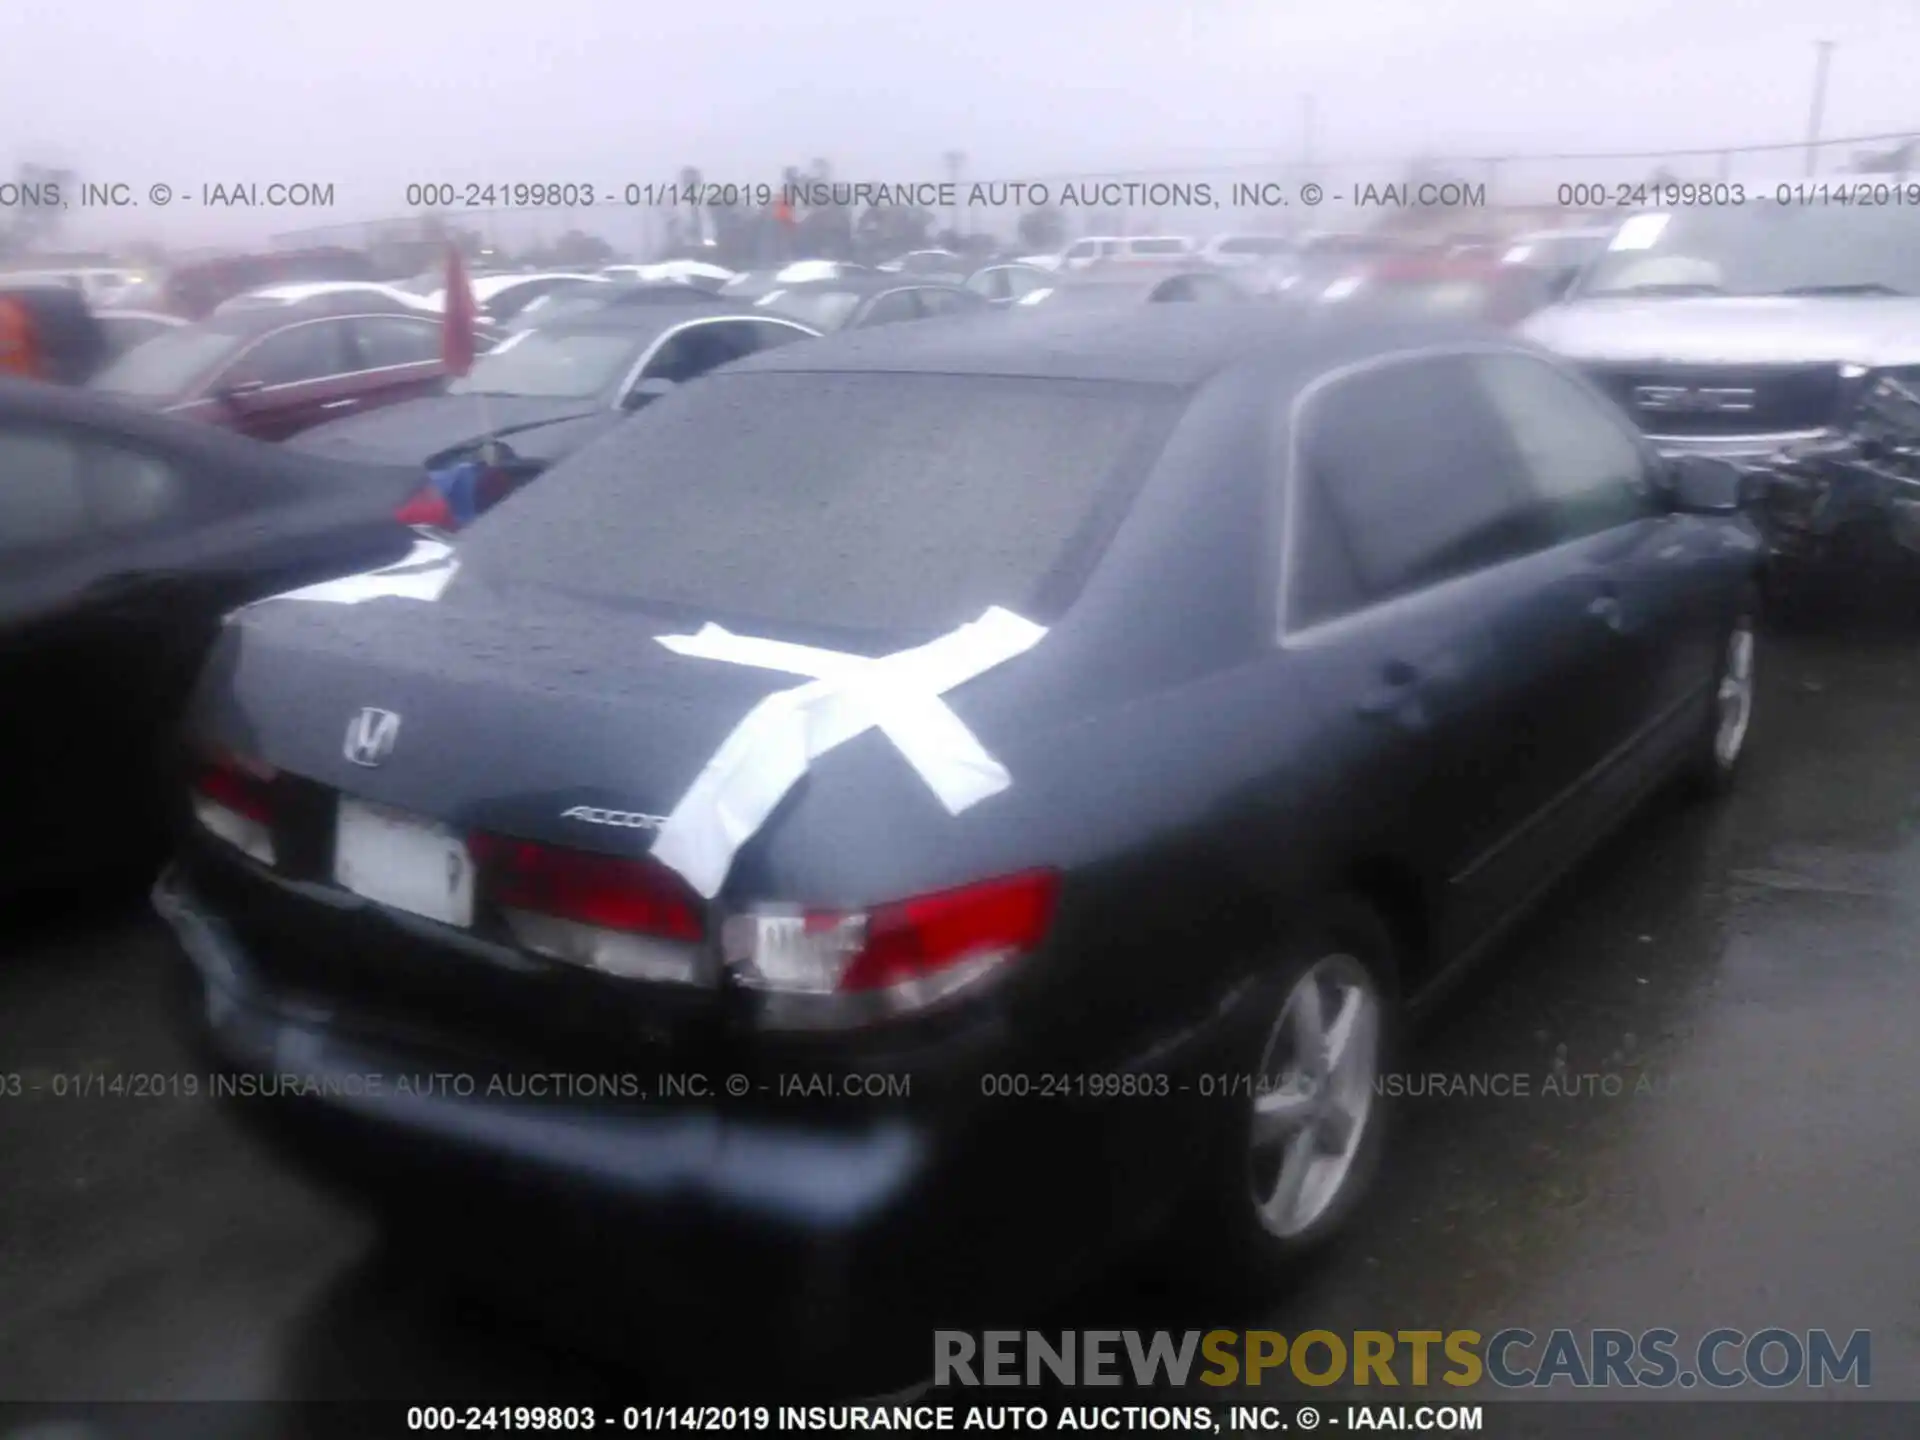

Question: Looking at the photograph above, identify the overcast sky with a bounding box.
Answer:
[6,0,1920,247]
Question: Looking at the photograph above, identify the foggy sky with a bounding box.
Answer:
[5,0,1919,247]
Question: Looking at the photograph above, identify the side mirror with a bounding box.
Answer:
[1665,454,1746,514]
[621,377,677,411]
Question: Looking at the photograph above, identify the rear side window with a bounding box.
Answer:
[1297,355,1549,608]
[965,269,1008,300]
[351,315,441,369]
[225,320,351,387]
[85,445,181,533]
[641,322,766,384]
[0,429,87,554]
[0,428,184,557]
[1468,353,1655,539]
[860,290,923,327]
[1129,239,1189,256]
[464,372,1182,639]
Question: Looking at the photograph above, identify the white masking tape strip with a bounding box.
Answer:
[651,606,1048,898]
[265,537,459,606]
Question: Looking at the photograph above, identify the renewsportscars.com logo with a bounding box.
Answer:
[934,1328,1872,1390]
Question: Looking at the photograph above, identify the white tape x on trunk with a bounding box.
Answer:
[649,606,1048,899]
[266,536,460,606]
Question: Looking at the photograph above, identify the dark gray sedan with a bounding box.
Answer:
[157,307,1763,1346]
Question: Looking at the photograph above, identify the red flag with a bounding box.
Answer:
[440,244,478,376]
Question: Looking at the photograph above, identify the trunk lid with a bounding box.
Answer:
[191,576,804,853]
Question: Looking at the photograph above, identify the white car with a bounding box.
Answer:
[2,265,154,308]
[773,259,864,284]
[877,249,964,276]
[425,272,612,324]
[215,281,442,316]
[1055,235,1198,271]
[601,260,737,288]
[1200,234,1297,268]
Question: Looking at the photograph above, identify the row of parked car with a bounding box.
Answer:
[0,231,1606,537]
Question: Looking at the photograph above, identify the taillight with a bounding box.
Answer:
[190,751,277,865]
[396,485,454,528]
[722,870,1059,1025]
[470,833,709,984]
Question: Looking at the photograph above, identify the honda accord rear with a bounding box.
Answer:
[158,307,1760,1347]
[156,320,1226,1343]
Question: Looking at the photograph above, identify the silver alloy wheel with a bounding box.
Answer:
[1714,619,1756,769]
[1247,952,1382,1239]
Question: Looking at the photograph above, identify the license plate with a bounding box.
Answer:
[334,797,475,928]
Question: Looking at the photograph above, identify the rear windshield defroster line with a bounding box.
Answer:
[460,371,1184,642]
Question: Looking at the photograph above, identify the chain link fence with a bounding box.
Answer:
[263,130,1920,263]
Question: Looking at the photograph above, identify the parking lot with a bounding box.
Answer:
[4,596,1919,1405]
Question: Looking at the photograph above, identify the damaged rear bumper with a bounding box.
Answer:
[152,859,1209,1340]
[1727,373,1920,565]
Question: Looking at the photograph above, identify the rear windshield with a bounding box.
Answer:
[462,371,1180,639]
[448,329,642,400]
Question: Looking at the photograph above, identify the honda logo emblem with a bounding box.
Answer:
[343,708,402,767]
[1632,385,1756,414]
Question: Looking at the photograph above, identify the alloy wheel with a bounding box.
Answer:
[1246,953,1383,1239]
[1714,619,1756,769]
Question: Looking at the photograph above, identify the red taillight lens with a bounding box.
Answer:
[189,751,277,864]
[471,833,705,941]
[840,871,1060,992]
[192,756,274,823]
[396,485,453,528]
[723,870,1061,1016]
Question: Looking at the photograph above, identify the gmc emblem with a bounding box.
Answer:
[1632,385,1757,414]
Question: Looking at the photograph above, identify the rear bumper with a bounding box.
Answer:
[154,861,1210,1339]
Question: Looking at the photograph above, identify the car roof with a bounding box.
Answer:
[201,293,446,336]
[722,304,1510,387]
[469,272,607,300]
[766,274,969,298]
[534,301,802,337]
[249,281,407,301]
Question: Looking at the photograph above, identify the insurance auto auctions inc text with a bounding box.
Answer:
[935,1327,1871,1391]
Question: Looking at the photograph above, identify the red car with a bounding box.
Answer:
[88,293,450,441]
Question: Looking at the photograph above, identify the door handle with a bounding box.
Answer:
[319,398,357,410]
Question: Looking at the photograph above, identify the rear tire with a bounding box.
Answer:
[1684,587,1760,798]
[1169,897,1401,1296]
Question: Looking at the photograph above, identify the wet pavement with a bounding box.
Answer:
[4,617,1920,1407]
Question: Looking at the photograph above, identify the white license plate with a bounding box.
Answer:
[333,798,475,928]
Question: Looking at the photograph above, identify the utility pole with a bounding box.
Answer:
[943,150,966,239]
[1805,40,1835,177]
[1300,95,1316,239]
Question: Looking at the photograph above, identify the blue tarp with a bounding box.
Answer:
[424,459,487,528]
